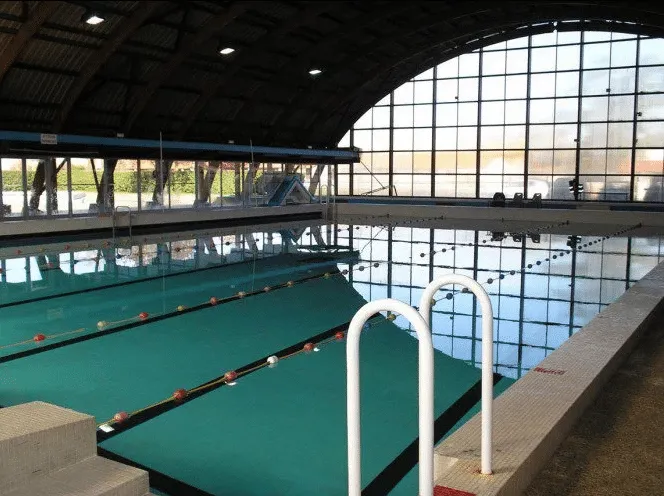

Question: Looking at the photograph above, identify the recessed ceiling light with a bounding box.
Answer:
[309,68,322,76]
[219,47,235,55]
[82,12,105,25]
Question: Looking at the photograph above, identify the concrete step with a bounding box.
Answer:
[5,455,150,496]
[0,401,97,494]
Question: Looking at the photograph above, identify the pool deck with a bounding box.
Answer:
[431,261,664,495]
[524,318,664,495]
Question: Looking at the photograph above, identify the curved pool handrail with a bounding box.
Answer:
[419,274,494,475]
[346,298,434,496]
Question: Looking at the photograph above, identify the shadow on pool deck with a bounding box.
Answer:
[525,323,664,496]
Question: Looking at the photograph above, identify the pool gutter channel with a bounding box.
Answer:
[0,268,342,365]
[431,261,664,495]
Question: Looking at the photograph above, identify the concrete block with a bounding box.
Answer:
[4,456,149,496]
[0,402,97,493]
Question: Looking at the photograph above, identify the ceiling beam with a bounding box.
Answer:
[54,1,165,133]
[0,1,61,85]
[220,2,414,136]
[176,2,332,140]
[122,1,249,135]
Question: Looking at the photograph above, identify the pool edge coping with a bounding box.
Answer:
[432,260,664,495]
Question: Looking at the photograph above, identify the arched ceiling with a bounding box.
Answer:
[0,1,663,148]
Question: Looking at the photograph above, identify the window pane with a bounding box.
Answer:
[393,129,413,150]
[505,125,526,149]
[504,100,527,124]
[582,69,609,95]
[554,150,576,174]
[482,50,506,75]
[530,99,555,123]
[505,74,527,99]
[394,82,414,104]
[481,101,504,124]
[394,105,413,127]
[610,40,636,67]
[580,150,606,174]
[414,104,433,127]
[554,124,577,148]
[458,102,478,125]
[435,103,457,126]
[606,149,631,174]
[529,125,554,148]
[530,73,556,98]
[532,32,557,47]
[583,42,611,69]
[458,77,478,101]
[481,126,504,149]
[610,67,636,94]
[414,128,433,150]
[639,94,664,120]
[637,121,664,147]
[529,150,553,175]
[414,80,434,103]
[556,71,580,96]
[555,97,579,122]
[580,123,608,147]
[459,53,480,76]
[354,109,372,129]
[372,130,390,151]
[457,127,477,149]
[639,38,664,65]
[436,79,457,102]
[413,152,432,173]
[437,59,458,78]
[506,49,528,73]
[435,128,457,150]
[531,47,557,72]
[581,96,608,121]
[556,45,580,70]
[435,151,456,173]
[608,95,634,121]
[638,66,664,93]
[373,106,390,127]
[354,130,372,150]
[482,76,505,100]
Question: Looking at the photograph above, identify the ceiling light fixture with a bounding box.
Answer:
[219,47,235,55]
[308,68,322,76]
[82,12,105,25]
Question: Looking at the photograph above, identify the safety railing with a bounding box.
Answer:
[418,274,494,475]
[346,299,434,496]
[112,205,132,241]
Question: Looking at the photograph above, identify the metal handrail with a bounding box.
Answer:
[346,299,434,496]
[112,205,132,241]
[418,274,494,475]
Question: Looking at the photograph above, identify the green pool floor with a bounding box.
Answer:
[0,254,512,495]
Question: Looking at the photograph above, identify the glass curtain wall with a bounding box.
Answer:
[339,30,664,201]
[0,157,327,218]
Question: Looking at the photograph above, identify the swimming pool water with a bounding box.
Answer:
[0,220,662,494]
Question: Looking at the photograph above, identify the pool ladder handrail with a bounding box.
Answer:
[346,299,435,496]
[418,274,494,476]
[112,205,132,242]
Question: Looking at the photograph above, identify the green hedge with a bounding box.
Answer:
[1,168,242,196]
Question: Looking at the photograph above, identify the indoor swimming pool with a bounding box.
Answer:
[0,220,662,495]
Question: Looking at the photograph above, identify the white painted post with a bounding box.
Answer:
[419,274,494,475]
[346,299,435,496]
